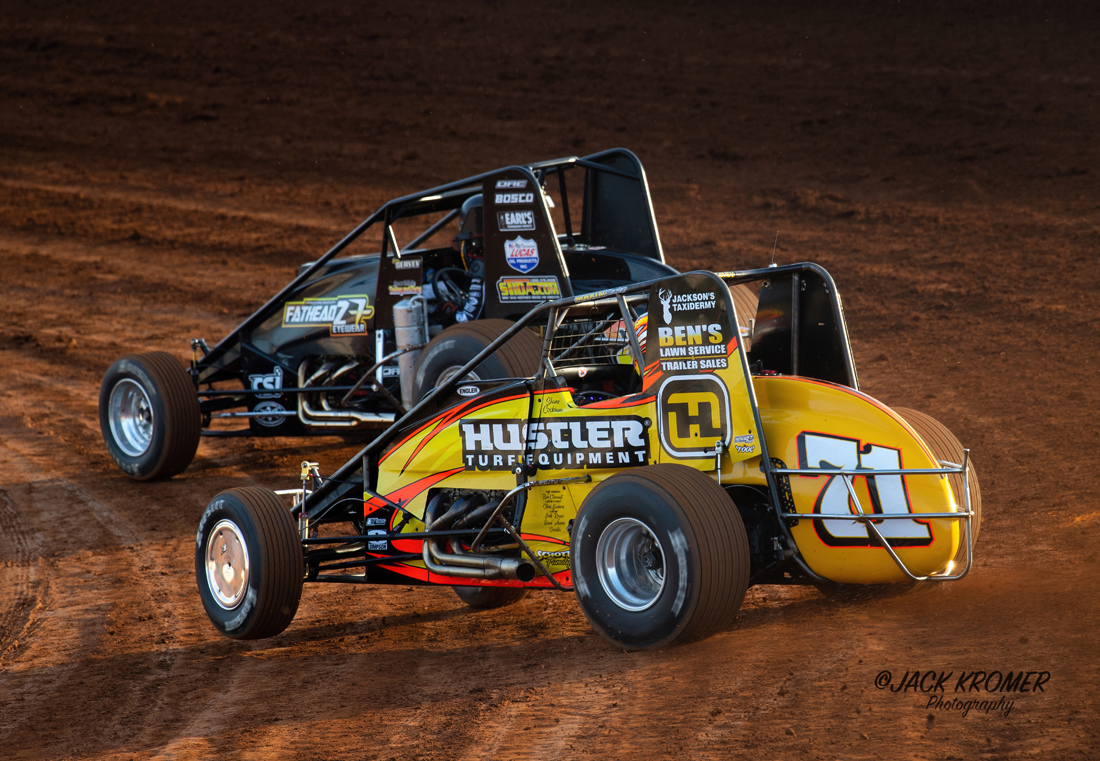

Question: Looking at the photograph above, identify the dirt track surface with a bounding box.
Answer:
[2,2,1099,758]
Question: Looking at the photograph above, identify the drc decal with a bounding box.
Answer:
[495,179,528,189]
[657,375,732,458]
[459,416,650,471]
[798,431,931,547]
[497,210,536,232]
[283,295,374,336]
[248,366,283,399]
[504,236,539,273]
[497,276,561,302]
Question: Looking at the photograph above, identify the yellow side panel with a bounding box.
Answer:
[753,376,960,583]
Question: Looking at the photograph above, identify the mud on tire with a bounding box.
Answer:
[196,487,304,640]
[571,464,751,650]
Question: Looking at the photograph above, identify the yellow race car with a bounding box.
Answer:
[195,265,980,650]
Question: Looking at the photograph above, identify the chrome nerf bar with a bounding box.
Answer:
[771,450,974,582]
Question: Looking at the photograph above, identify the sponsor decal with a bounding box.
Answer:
[393,257,421,270]
[283,295,374,336]
[457,385,480,397]
[388,279,421,296]
[253,400,287,428]
[365,516,387,526]
[497,276,561,302]
[249,366,283,399]
[504,236,539,273]
[651,283,730,372]
[495,179,528,189]
[459,416,651,471]
[657,375,732,458]
[495,192,535,204]
[497,209,536,232]
[367,529,388,551]
[733,432,756,454]
[535,549,571,568]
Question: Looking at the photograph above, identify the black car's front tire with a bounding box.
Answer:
[196,487,303,640]
[571,464,750,650]
[99,352,201,480]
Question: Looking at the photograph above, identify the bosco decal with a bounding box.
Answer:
[504,236,539,273]
[497,276,561,302]
[497,210,536,232]
[282,295,374,336]
[657,375,732,458]
[495,192,534,204]
[459,416,650,471]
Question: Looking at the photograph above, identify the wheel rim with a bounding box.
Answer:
[205,519,251,610]
[108,379,154,457]
[596,517,666,612]
[436,366,481,388]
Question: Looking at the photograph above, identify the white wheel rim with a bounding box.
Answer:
[596,517,666,611]
[108,379,153,457]
[205,519,250,610]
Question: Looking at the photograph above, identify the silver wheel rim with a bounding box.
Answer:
[108,379,154,457]
[596,517,666,612]
[205,519,250,610]
[436,366,481,388]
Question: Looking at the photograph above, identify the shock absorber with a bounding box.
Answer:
[393,295,428,410]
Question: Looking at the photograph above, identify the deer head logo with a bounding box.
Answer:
[658,287,674,323]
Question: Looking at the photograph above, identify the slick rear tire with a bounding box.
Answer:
[412,318,542,401]
[729,283,759,347]
[196,488,303,640]
[99,352,201,480]
[895,407,982,548]
[571,464,750,650]
[453,585,529,610]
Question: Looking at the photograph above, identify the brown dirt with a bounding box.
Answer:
[2,2,1098,759]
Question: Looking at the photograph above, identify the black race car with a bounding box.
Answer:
[99,149,678,479]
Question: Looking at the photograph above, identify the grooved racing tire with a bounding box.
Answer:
[99,352,201,480]
[729,283,759,346]
[196,487,304,640]
[571,464,750,650]
[412,318,542,401]
[453,585,528,610]
[895,407,982,549]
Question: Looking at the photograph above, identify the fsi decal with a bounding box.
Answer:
[497,276,561,302]
[504,236,539,273]
[797,432,931,547]
[248,366,283,399]
[282,295,374,336]
[657,375,732,458]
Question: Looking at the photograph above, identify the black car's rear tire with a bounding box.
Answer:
[412,318,542,401]
[196,487,303,640]
[452,585,529,610]
[99,352,201,480]
[571,464,750,650]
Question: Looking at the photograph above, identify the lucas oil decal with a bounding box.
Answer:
[282,295,374,336]
[459,416,650,471]
[504,236,539,273]
[497,276,561,302]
